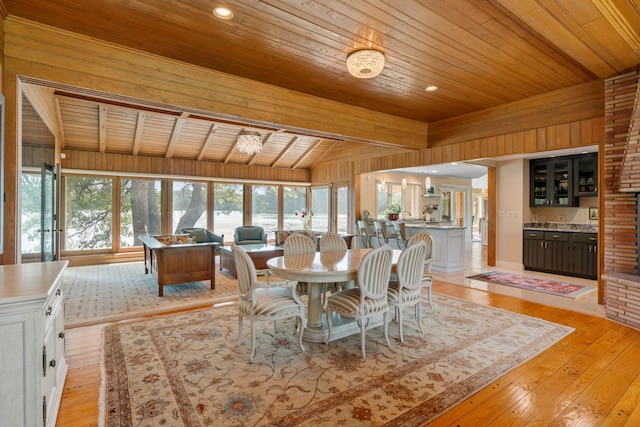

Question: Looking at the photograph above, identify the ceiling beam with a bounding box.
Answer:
[308,140,340,169]
[99,104,107,153]
[248,133,276,166]
[197,123,218,161]
[132,111,146,156]
[293,139,324,169]
[22,82,64,143]
[165,112,189,159]
[270,136,298,168]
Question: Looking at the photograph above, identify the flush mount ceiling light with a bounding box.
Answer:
[213,6,234,20]
[236,130,262,155]
[346,49,385,79]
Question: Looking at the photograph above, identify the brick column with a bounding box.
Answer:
[604,70,640,329]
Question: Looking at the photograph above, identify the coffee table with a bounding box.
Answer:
[219,244,283,278]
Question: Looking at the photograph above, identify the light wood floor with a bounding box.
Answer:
[57,247,640,426]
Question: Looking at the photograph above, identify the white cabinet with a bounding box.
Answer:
[0,261,68,427]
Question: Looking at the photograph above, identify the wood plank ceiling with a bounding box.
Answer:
[7,0,640,169]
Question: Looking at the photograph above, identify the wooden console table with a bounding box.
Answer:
[139,234,218,296]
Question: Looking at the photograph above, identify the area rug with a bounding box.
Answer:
[63,262,238,328]
[466,271,595,298]
[100,293,573,426]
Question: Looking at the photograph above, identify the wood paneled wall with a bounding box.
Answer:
[312,116,604,183]
[428,80,605,147]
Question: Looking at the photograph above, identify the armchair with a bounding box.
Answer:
[234,226,268,245]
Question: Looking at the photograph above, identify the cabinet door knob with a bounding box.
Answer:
[45,307,52,316]
[56,289,61,296]
[49,359,56,368]
[58,331,65,339]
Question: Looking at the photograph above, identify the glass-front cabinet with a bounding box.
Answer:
[574,153,597,197]
[530,158,574,207]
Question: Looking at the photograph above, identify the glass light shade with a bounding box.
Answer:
[236,131,262,155]
[425,177,431,190]
[402,178,407,190]
[346,49,385,79]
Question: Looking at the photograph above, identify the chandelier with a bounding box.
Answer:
[346,49,385,79]
[236,130,262,155]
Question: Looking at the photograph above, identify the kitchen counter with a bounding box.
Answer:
[522,222,597,233]
[404,223,465,272]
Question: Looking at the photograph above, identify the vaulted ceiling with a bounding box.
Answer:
[7,0,640,169]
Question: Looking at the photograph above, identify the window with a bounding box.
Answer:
[251,184,278,235]
[172,181,207,233]
[311,186,329,232]
[21,173,41,255]
[120,178,163,247]
[376,183,403,219]
[335,185,349,234]
[214,183,243,240]
[65,176,113,250]
[283,186,307,229]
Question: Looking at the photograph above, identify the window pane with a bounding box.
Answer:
[251,185,278,236]
[120,178,162,247]
[65,176,113,250]
[214,183,243,241]
[173,181,207,232]
[283,186,307,229]
[311,186,329,232]
[335,186,349,234]
[21,173,42,254]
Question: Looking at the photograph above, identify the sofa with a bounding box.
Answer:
[179,228,224,253]
[234,226,268,245]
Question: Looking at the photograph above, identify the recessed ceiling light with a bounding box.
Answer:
[213,6,234,20]
[450,162,458,165]
[425,85,438,92]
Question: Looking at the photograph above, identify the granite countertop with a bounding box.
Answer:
[522,222,597,233]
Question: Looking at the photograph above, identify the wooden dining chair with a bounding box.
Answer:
[387,241,428,342]
[325,244,394,358]
[407,232,434,308]
[231,243,305,362]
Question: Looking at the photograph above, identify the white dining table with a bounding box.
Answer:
[266,248,401,343]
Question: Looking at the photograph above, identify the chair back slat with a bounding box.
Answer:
[358,244,393,299]
[397,241,427,290]
[283,232,316,255]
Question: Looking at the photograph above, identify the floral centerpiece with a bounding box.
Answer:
[384,203,402,221]
[295,209,313,230]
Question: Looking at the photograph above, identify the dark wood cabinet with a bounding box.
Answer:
[523,231,597,280]
[530,153,598,207]
[571,233,598,279]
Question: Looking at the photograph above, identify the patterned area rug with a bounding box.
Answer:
[466,271,595,298]
[101,293,573,426]
[63,262,238,328]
